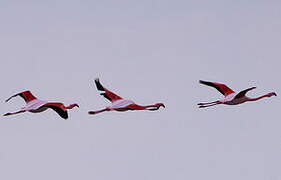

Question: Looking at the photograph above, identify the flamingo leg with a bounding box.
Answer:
[88,108,109,115]
[197,100,220,106]
[3,110,26,116]
[198,102,221,108]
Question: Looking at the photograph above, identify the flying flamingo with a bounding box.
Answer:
[198,80,277,108]
[4,91,79,119]
[88,79,165,115]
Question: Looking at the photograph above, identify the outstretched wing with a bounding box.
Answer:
[235,87,256,99]
[199,80,235,96]
[5,91,37,103]
[42,103,68,119]
[95,79,123,102]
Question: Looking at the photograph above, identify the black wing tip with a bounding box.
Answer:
[251,87,257,91]
[199,80,210,85]
[5,93,19,102]
[5,90,33,102]
[95,78,105,91]
[59,111,68,119]
[45,105,69,120]
[248,87,257,91]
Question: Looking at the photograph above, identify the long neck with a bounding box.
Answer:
[142,104,157,108]
[129,104,158,110]
[247,94,269,102]
[143,104,160,111]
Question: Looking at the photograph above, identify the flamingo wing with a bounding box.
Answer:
[42,103,68,119]
[235,87,256,99]
[5,91,37,103]
[95,79,123,102]
[199,80,235,96]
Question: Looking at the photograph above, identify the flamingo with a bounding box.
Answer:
[88,79,165,115]
[198,80,277,108]
[4,91,79,119]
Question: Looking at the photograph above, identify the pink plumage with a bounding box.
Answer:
[4,91,79,119]
[198,80,276,108]
[88,79,165,115]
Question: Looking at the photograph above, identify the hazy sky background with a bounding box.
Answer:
[0,1,280,180]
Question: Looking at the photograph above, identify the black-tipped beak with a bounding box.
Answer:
[162,104,166,108]
[274,93,277,96]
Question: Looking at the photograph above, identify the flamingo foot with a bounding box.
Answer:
[88,111,97,115]
[3,113,12,116]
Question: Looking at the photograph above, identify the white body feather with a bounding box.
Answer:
[22,99,47,112]
[110,99,135,109]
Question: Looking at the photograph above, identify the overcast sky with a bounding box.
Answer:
[0,1,281,180]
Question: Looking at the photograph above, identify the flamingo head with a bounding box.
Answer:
[67,103,79,109]
[267,92,277,97]
[155,103,165,108]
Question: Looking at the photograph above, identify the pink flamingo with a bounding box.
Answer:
[88,79,165,115]
[198,80,277,108]
[4,91,79,119]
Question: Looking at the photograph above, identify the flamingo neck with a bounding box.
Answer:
[142,104,161,110]
[247,94,269,102]
[142,104,157,108]
[129,104,156,110]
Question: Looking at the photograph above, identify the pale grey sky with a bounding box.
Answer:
[0,1,281,180]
